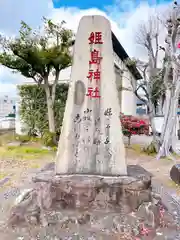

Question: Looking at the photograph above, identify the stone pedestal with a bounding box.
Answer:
[7,165,179,239]
[32,173,152,213]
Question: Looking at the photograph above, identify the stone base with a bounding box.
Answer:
[8,165,153,225]
[6,165,179,239]
[32,173,152,213]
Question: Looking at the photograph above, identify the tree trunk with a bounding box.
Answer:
[148,100,160,152]
[159,95,165,115]
[160,89,172,142]
[44,84,56,133]
[128,135,131,146]
[157,81,180,159]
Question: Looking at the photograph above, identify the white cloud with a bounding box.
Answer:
[49,2,169,59]
[0,0,171,96]
[0,67,32,96]
[0,83,17,96]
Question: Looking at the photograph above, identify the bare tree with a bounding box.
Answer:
[157,1,180,159]
[129,2,180,158]
[126,15,165,152]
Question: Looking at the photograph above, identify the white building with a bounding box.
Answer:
[15,31,141,135]
[111,31,141,115]
[0,95,16,118]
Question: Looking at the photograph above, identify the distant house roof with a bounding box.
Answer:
[111,32,141,80]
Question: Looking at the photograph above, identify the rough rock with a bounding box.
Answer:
[170,164,180,185]
[6,165,180,239]
[8,172,152,227]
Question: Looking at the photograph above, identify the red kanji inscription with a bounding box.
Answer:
[94,69,101,82]
[87,70,93,81]
[86,87,93,98]
[87,69,101,83]
[89,50,102,65]
[93,87,101,98]
[86,87,101,98]
[88,32,103,44]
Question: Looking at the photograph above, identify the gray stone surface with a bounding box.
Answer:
[5,200,180,240]
[2,164,180,239]
[55,15,126,176]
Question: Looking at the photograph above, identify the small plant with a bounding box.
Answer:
[143,142,157,155]
[42,131,57,147]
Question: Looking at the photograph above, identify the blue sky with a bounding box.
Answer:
[53,0,114,10]
[52,0,171,10]
[0,0,172,96]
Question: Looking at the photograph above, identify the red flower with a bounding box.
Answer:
[120,113,148,137]
[131,131,137,134]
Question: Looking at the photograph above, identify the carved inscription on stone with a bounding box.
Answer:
[82,108,92,149]
[93,117,101,149]
[104,108,112,161]
[73,113,81,160]
[56,16,127,176]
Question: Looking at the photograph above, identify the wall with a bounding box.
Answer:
[0,95,16,118]
[15,85,29,135]
[113,52,137,115]
[114,65,122,109]
[0,117,15,130]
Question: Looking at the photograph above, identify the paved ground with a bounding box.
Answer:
[124,135,180,150]
[124,135,152,146]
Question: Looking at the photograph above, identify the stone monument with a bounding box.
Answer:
[55,15,127,176]
[6,16,179,239]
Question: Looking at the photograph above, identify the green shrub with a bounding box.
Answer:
[42,131,57,147]
[18,83,68,138]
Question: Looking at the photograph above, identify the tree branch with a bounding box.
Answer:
[154,33,159,68]
[11,48,45,78]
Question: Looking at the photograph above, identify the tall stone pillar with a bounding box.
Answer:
[55,15,127,176]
